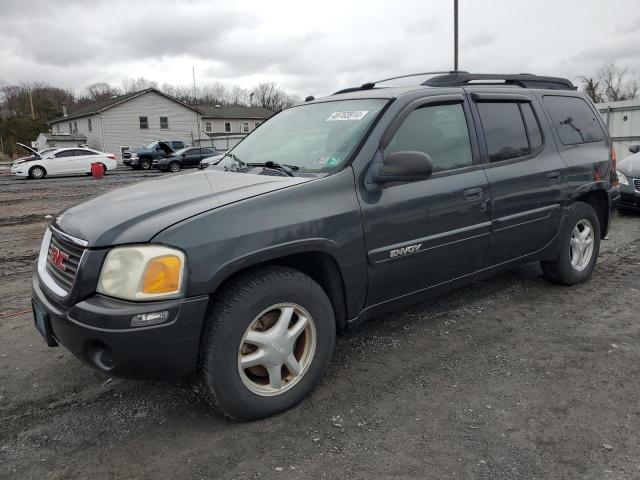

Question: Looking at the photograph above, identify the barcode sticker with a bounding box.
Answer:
[326,110,369,121]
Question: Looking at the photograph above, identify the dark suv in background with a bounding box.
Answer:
[31,72,619,421]
[122,140,185,170]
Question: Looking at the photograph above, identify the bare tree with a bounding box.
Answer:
[578,76,603,103]
[84,82,120,102]
[597,62,639,102]
[121,77,158,94]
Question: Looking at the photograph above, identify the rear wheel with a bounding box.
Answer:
[541,201,601,285]
[169,161,181,173]
[139,158,151,170]
[29,166,46,179]
[200,266,336,421]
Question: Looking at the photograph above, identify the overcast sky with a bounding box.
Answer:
[1,0,639,98]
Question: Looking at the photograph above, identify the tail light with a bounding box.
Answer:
[107,154,115,160]
[610,146,618,187]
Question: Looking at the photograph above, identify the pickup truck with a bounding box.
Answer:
[31,72,619,421]
[122,140,185,170]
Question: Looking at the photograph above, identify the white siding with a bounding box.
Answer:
[204,118,262,134]
[99,92,200,157]
[598,99,640,159]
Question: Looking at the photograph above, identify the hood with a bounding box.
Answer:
[53,169,311,247]
[130,141,175,156]
[16,142,40,157]
[12,143,40,164]
[617,152,640,177]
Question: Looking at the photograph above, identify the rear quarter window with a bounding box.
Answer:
[542,96,605,145]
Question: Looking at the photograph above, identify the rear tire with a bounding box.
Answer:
[29,166,46,179]
[200,266,336,421]
[541,201,601,285]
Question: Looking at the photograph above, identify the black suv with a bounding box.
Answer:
[154,146,220,172]
[32,72,619,420]
[122,140,185,170]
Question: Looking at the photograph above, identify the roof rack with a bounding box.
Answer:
[422,72,576,90]
[332,71,576,95]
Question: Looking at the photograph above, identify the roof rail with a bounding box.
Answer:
[332,71,466,95]
[422,72,576,90]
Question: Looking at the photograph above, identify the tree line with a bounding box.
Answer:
[579,62,639,103]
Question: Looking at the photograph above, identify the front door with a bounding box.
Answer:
[359,96,492,306]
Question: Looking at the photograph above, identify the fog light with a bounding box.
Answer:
[131,310,169,327]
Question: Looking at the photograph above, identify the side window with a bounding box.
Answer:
[477,102,530,162]
[139,116,148,129]
[55,150,74,158]
[224,122,231,133]
[521,103,543,150]
[542,95,605,145]
[76,149,96,156]
[385,103,473,173]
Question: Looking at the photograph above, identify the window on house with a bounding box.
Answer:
[69,122,72,133]
[160,116,169,129]
[477,102,530,162]
[243,122,250,133]
[139,116,149,129]
[385,103,473,173]
[73,121,77,133]
[87,118,92,132]
[542,96,605,145]
[254,121,261,128]
[205,121,212,133]
[224,122,231,133]
[56,125,60,134]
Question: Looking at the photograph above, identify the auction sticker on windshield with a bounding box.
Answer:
[326,111,369,121]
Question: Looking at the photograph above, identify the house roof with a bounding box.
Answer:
[50,88,200,124]
[199,105,274,119]
[41,133,88,142]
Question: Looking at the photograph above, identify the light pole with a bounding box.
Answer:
[454,0,459,71]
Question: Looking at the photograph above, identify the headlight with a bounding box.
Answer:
[130,153,138,159]
[97,245,186,301]
[617,171,629,186]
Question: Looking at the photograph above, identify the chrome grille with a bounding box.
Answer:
[633,178,640,192]
[45,232,84,292]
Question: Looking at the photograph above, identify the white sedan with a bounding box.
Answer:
[10,145,117,179]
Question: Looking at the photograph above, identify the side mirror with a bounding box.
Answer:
[629,145,640,154]
[198,161,210,170]
[371,151,434,184]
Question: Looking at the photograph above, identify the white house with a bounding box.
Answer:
[597,98,640,159]
[47,89,274,159]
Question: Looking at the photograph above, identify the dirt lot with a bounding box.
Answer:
[1,167,639,480]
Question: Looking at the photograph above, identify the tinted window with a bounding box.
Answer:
[477,102,529,162]
[543,96,604,145]
[386,103,473,173]
[173,141,184,149]
[202,148,214,154]
[139,116,148,129]
[521,103,543,150]
[76,149,96,156]
[55,150,74,158]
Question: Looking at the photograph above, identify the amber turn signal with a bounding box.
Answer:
[142,255,182,294]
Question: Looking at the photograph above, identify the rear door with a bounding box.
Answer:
[73,149,99,173]
[469,91,567,265]
[359,94,492,306]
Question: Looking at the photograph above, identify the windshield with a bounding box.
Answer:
[144,142,158,149]
[230,99,387,173]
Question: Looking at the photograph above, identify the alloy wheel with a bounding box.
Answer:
[569,218,595,271]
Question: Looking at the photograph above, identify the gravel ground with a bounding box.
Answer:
[1,168,639,479]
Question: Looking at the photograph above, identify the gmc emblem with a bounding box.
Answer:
[48,245,69,271]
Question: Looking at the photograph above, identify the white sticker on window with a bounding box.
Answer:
[326,110,369,121]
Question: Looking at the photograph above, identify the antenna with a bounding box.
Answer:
[193,66,201,149]
[454,0,459,71]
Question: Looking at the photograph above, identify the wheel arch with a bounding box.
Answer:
[571,183,610,239]
[29,164,47,177]
[204,242,349,332]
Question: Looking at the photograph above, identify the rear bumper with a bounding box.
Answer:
[32,266,209,380]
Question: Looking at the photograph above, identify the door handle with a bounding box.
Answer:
[547,171,561,183]
[463,187,483,201]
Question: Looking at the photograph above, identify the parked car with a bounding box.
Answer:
[122,140,185,170]
[10,143,56,165]
[154,147,220,172]
[31,72,619,420]
[615,146,640,209]
[10,146,117,179]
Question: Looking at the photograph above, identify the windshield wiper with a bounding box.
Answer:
[257,161,299,177]
[220,151,246,167]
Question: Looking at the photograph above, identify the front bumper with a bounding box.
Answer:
[122,157,139,167]
[32,266,209,380]
[618,182,640,208]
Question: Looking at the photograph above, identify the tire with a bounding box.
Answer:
[139,158,151,170]
[29,166,46,179]
[541,201,601,285]
[169,161,181,173]
[200,266,336,421]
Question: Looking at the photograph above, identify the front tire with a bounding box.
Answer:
[169,161,181,173]
[139,158,151,170]
[200,266,336,421]
[541,201,601,285]
[29,166,46,179]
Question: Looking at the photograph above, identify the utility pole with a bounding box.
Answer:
[193,66,201,148]
[454,0,459,71]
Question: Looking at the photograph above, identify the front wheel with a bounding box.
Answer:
[139,158,151,170]
[200,266,336,421]
[29,166,46,179]
[541,201,601,285]
[168,161,181,173]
